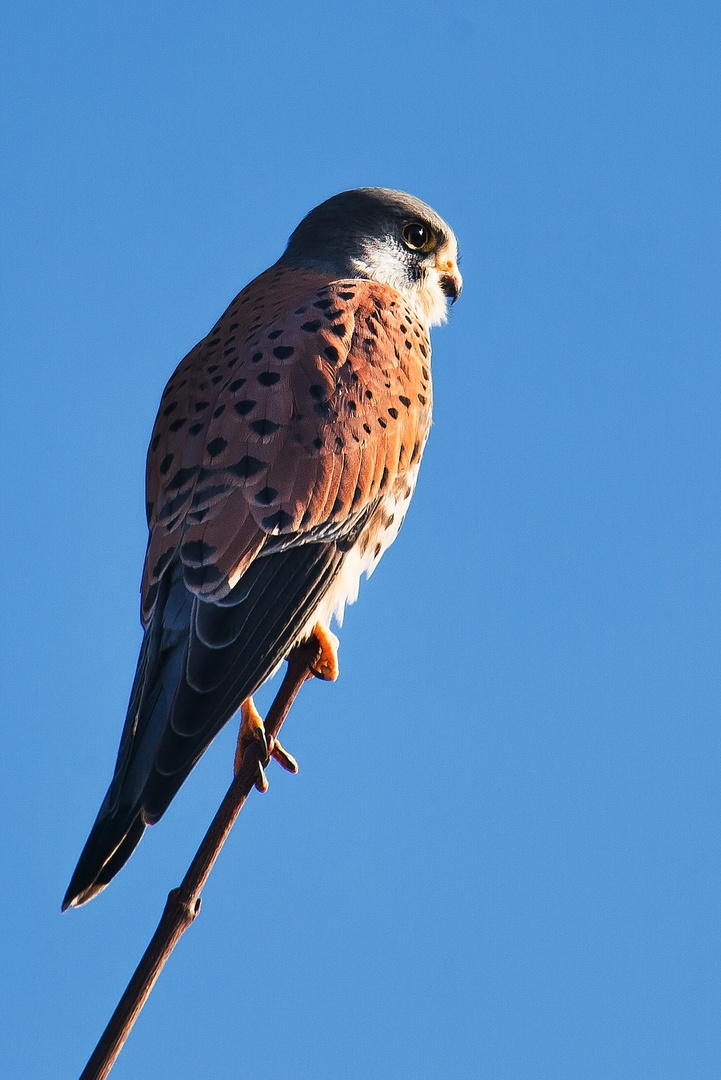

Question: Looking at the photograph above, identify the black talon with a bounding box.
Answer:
[255,760,268,793]
[271,740,299,774]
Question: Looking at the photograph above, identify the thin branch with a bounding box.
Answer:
[78,637,322,1080]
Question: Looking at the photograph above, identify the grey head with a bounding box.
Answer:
[279,187,462,326]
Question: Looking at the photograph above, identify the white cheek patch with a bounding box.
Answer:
[351,243,451,327]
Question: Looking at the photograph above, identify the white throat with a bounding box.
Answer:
[350,243,454,328]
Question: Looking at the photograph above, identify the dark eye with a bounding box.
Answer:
[402,222,433,251]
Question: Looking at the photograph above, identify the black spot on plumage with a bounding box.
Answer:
[211,375,222,385]
[226,357,238,368]
[151,433,161,451]
[267,329,283,340]
[335,436,344,450]
[167,465,199,492]
[158,489,192,522]
[189,422,204,436]
[332,496,345,515]
[207,337,221,346]
[262,509,294,531]
[363,423,371,434]
[374,543,382,558]
[229,322,239,330]
[229,378,247,392]
[143,581,159,614]
[309,384,326,400]
[228,455,266,479]
[301,320,322,332]
[208,364,220,372]
[294,307,308,314]
[399,395,411,408]
[420,344,428,358]
[418,394,426,405]
[249,418,282,436]
[313,298,334,309]
[181,539,218,566]
[187,509,208,523]
[400,324,407,333]
[163,401,178,417]
[347,400,357,413]
[191,484,231,508]
[338,291,355,300]
[312,437,323,450]
[252,352,263,363]
[378,418,387,429]
[380,467,389,489]
[159,454,174,475]
[365,390,373,400]
[272,345,294,360]
[388,407,398,419]
[258,371,281,386]
[146,500,154,520]
[410,441,420,464]
[207,437,228,458]
[169,417,187,432]
[195,401,210,412]
[198,382,207,390]
[422,365,430,380]
[255,485,279,506]
[234,400,257,415]
[324,345,340,363]
[405,340,412,350]
[184,563,224,588]
[330,324,346,337]
[152,549,174,579]
[323,309,343,320]
[213,404,226,418]
[352,485,363,506]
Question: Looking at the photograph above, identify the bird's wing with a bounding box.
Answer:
[141,265,432,620]
[63,267,432,907]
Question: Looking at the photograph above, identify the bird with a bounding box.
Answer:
[63,187,461,910]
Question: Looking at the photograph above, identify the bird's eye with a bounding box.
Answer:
[402,222,433,251]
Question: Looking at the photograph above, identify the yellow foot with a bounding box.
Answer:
[234,696,298,790]
[309,622,340,681]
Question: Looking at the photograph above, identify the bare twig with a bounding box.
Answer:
[78,637,321,1080]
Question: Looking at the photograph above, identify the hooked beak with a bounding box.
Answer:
[435,255,463,304]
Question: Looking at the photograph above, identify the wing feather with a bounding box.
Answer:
[64,265,434,907]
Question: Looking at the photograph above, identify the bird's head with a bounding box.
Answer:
[280,187,462,326]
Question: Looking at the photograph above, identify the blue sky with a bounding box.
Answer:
[2,1,720,1077]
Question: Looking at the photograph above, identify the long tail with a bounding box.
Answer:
[62,539,347,909]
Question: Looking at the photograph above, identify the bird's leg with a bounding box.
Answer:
[234,697,298,790]
[308,622,340,681]
[234,623,337,787]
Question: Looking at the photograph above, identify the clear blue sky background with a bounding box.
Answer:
[2,2,720,1077]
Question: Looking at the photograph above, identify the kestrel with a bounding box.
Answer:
[63,188,461,909]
